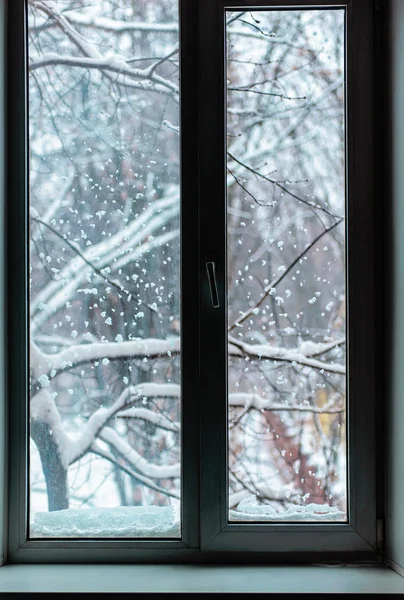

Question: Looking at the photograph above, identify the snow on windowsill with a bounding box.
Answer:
[230,498,346,522]
[30,506,181,538]
[31,501,346,539]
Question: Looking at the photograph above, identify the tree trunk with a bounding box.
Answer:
[31,420,69,511]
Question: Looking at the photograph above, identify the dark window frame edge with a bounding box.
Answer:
[4,0,382,564]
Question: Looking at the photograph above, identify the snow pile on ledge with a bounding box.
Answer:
[230,498,346,522]
[30,506,180,538]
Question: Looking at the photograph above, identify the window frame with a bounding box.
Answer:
[7,0,200,563]
[5,0,379,564]
[198,0,378,557]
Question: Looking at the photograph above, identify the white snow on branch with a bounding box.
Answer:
[91,442,180,499]
[58,12,179,34]
[229,482,299,509]
[116,407,180,432]
[228,336,345,375]
[297,337,346,357]
[31,338,180,384]
[229,393,343,414]
[162,120,179,135]
[112,229,178,271]
[31,382,181,475]
[30,379,341,477]
[31,333,344,389]
[100,427,180,479]
[67,383,181,464]
[30,2,178,97]
[29,53,178,96]
[31,190,179,329]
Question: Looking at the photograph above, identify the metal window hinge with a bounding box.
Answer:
[376,518,384,553]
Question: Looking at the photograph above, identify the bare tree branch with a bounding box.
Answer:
[228,219,343,331]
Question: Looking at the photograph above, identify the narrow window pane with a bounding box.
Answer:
[227,9,347,522]
[29,0,181,538]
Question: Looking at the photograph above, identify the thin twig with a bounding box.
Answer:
[228,151,343,219]
[229,219,343,331]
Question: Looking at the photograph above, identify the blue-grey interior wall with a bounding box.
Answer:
[0,0,5,566]
[386,0,404,573]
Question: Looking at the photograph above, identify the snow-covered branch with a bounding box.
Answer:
[49,12,178,34]
[31,338,180,385]
[90,443,180,500]
[31,330,345,389]
[30,1,179,98]
[31,384,181,480]
[29,53,178,97]
[31,190,179,329]
[229,392,343,413]
[66,384,176,464]
[99,427,180,479]
[229,336,345,375]
[116,407,180,432]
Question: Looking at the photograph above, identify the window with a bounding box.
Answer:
[226,7,347,524]
[6,0,378,562]
[28,0,182,540]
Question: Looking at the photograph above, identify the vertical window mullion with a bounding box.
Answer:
[198,0,228,547]
[7,0,29,558]
[179,0,201,549]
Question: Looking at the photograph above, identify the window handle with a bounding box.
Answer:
[206,260,220,308]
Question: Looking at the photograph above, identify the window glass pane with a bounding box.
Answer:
[28,0,181,538]
[227,9,347,522]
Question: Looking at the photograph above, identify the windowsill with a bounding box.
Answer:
[0,564,403,594]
